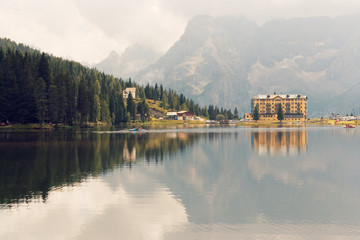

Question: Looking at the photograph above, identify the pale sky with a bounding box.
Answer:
[1,0,360,64]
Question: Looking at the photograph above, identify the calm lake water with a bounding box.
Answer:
[1,126,360,239]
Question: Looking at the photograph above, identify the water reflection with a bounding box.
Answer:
[251,129,307,155]
[1,127,360,240]
[0,130,199,204]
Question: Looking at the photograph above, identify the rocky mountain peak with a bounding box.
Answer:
[104,14,360,117]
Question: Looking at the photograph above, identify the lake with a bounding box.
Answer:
[1,126,360,239]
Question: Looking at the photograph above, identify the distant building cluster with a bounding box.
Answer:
[329,113,360,121]
[245,93,308,121]
[123,87,136,99]
[166,111,196,120]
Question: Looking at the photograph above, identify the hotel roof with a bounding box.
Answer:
[123,87,136,91]
[253,94,307,99]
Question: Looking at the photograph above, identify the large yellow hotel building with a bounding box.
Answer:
[245,93,308,121]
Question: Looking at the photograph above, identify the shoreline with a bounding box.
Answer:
[0,119,358,130]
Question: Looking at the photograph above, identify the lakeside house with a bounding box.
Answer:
[166,112,178,120]
[245,93,308,122]
[123,87,136,99]
[165,111,196,120]
[177,111,194,120]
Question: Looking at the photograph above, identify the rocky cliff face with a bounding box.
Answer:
[102,15,360,117]
[136,15,259,113]
[95,44,161,80]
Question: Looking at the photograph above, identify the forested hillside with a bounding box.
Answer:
[0,38,237,126]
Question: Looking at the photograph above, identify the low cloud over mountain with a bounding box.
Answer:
[100,15,360,116]
[95,44,161,80]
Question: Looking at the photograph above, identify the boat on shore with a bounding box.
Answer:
[129,127,143,132]
[344,125,355,128]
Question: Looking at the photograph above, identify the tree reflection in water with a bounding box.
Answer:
[0,130,199,205]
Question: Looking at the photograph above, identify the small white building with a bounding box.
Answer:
[123,87,136,99]
[166,112,178,120]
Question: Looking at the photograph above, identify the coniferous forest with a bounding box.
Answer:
[0,38,238,126]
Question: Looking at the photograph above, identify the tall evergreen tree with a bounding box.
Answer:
[234,107,239,120]
[100,100,111,123]
[15,53,36,123]
[38,53,51,89]
[77,77,89,125]
[114,94,127,124]
[126,92,136,120]
[145,83,151,99]
[253,105,260,121]
[48,84,60,123]
[277,104,284,122]
[203,106,209,119]
[89,79,101,122]
[138,87,146,100]
[161,91,168,109]
[137,99,149,121]
[65,75,77,125]
[160,84,164,101]
[3,49,18,122]
[153,83,158,101]
[34,77,48,127]
[93,95,101,122]
[0,53,5,121]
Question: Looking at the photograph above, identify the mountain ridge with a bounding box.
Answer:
[95,44,161,80]
[129,14,360,117]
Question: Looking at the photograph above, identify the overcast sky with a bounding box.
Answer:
[1,0,360,64]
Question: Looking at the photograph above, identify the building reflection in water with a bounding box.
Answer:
[123,143,136,163]
[251,129,307,156]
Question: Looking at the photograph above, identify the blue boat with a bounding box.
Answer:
[129,127,142,132]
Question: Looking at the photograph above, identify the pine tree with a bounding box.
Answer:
[34,77,48,127]
[114,94,127,124]
[208,105,214,120]
[16,53,36,123]
[137,99,149,121]
[234,107,239,120]
[277,104,284,122]
[203,106,209,119]
[48,84,60,123]
[90,79,101,122]
[126,92,136,120]
[160,84,164,100]
[0,55,5,121]
[58,84,67,124]
[65,76,77,125]
[253,105,260,121]
[100,100,111,123]
[38,53,51,89]
[154,83,158,101]
[145,83,151,99]
[93,95,101,122]
[161,91,168,109]
[139,87,146,100]
[78,77,89,125]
